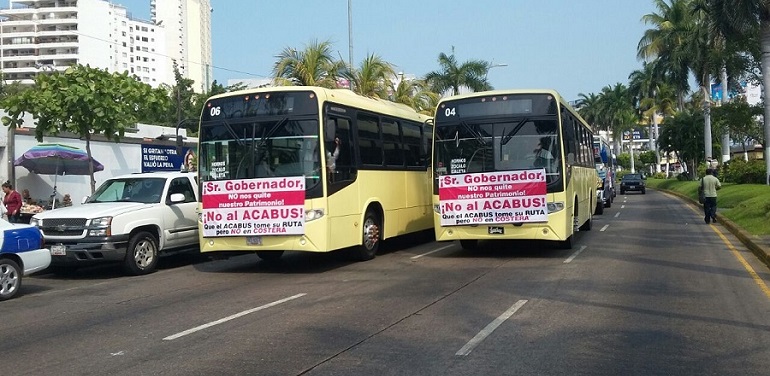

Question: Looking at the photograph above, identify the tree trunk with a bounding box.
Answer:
[85,133,96,194]
[702,76,713,163]
[720,67,730,163]
[653,113,661,173]
[761,20,770,185]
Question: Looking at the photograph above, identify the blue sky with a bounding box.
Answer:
[117,0,657,101]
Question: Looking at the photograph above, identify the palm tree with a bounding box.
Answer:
[392,78,439,115]
[637,0,696,110]
[272,39,345,88]
[704,0,770,184]
[629,61,667,172]
[575,92,602,128]
[425,47,492,96]
[596,83,636,158]
[343,53,395,99]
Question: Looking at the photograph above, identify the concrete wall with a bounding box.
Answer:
[0,114,197,206]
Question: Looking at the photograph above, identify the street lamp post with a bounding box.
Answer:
[485,61,508,80]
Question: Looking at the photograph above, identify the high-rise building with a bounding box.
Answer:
[0,0,211,92]
[151,0,212,92]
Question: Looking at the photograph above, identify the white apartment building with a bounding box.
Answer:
[0,0,211,91]
[151,0,211,92]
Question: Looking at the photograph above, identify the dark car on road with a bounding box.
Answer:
[620,173,646,194]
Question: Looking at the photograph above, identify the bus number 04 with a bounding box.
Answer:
[210,106,222,116]
[444,107,456,117]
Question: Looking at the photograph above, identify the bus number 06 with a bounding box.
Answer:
[444,107,456,117]
[210,106,222,116]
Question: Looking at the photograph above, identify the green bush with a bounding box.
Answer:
[653,172,667,179]
[723,159,766,184]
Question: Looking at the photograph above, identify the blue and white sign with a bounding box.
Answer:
[141,144,193,172]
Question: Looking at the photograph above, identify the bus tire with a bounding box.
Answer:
[594,201,604,215]
[123,231,158,276]
[354,210,381,261]
[579,215,592,231]
[459,240,478,250]
[559,236,574,250]
[0,258,22,301]
[257,251,283,262]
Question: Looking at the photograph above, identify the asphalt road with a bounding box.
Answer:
[3,189,770,376]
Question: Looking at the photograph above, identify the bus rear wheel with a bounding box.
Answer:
[353,210,380,261]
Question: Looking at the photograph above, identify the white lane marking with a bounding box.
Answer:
[621,205,626,209]
[614,212,620,218]
[163,293,306,340]
[411,244,454,260]
[456,300,528,356]
[600,224,609,232]
[564,245,587,264]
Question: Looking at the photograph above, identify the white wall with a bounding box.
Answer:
[12,134,143,204]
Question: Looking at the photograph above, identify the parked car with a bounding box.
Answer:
[0,219,50,301]
[30,171,199,275]
[620,173,646,194]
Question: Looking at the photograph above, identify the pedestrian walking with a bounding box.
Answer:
[702,168,721,224]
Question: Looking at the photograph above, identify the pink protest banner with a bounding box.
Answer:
[438,169,548,226]
[201,177,305,237]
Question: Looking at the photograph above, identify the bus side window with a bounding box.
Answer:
[331,117,355,181]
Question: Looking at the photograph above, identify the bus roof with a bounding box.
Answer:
[206,85,431,123]
[435,88,591,132]
[437,88,566,105]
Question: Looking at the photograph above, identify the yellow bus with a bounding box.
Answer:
[431,89,596,249]
[197,86,433,261]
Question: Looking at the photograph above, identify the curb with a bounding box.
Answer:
[655,188,770,269]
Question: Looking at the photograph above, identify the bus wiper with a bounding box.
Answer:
[222,120,245,146]
[258,117,289,148]
[460,120,486,146]
[501,118,529,146]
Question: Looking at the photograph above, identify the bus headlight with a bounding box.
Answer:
[305,209,325,222]
[547,201,565,213]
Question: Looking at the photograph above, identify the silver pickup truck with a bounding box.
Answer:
[31,171,199,275]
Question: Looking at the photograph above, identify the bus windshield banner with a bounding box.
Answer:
[438,169,548,226]
[201,177,305,237]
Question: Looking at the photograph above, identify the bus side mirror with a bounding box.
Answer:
[176,135,184,153]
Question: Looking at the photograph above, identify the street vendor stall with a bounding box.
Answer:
[13,143,104,210]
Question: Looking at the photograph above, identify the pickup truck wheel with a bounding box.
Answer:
[123,231,158,275]
[0,258,22,301]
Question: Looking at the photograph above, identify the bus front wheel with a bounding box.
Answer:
[354,210,381,261]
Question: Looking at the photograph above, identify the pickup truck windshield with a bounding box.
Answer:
[87,178,166,204]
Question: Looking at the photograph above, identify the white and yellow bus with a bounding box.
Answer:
[431,89,596,249]
[197,86,433,261]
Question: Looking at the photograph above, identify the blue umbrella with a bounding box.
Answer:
[13,144,104,208]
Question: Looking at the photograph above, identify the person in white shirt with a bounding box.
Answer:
[326,137,341,174]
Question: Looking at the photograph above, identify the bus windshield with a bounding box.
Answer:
[199,118,322,190]
[433,117,562,189]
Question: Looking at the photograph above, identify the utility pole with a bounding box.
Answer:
[348,0,353,69]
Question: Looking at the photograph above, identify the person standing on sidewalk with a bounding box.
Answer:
[702,168,721,224]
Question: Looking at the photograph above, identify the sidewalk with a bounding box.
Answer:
[657,188,770,269]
